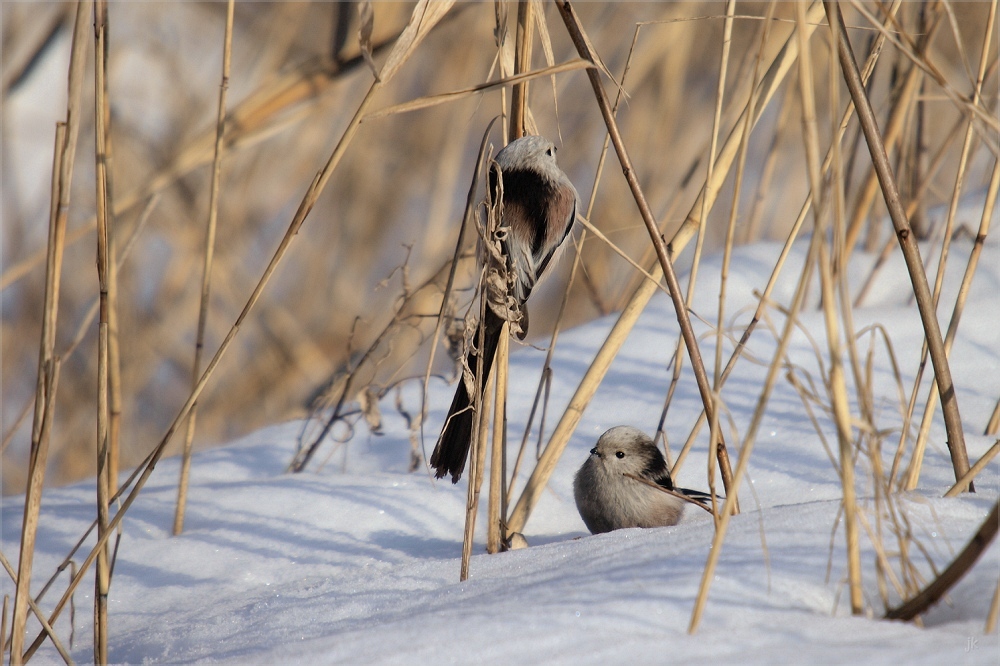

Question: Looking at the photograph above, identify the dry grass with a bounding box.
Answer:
[2,0,998,658]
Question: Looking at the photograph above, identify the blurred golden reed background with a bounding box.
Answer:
[2,1,995,493]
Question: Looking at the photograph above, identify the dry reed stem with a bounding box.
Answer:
[703,0,758,512]
[9,1,91,660]
[797,1,863,615]
[843,3,941,259]
[22,3,456,656]
[575,217,668,293]
[507,21,632,503]
[848,0,998,135]
[0,553,72,665]
[673,0,899,475]
[509,0,533,141]
[827,0,971,489]
[366,59,592,120]
[461,296,492,581]
[903,1,996,491]
[487,328,509,554]
[689,217,825,634]
[174,0,235,537]
[556,0,736,501]
[93,2,113,661]
[417,120,495,462]
[508,0,824,536]
[944,441,1000,498]
[987,579,1000,634]
[853,112,974,306]
[662,0,736,504]
[987,399,1000,436]
[886,500,999,621]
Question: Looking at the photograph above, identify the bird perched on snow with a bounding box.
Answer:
[574,426,715,534]
[430,135,578,483]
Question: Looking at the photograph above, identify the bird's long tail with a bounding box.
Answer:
[430,309,505,483]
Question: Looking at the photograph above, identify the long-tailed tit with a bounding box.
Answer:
[430,135,578,483]
[574,426,715,534]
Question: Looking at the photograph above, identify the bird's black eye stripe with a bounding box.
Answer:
[616,451,625,459]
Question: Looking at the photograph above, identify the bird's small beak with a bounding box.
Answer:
[589,447,598,457]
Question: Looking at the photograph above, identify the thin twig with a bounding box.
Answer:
[174,0,235,536]
[885,501,999,621]
[827,0,971,490]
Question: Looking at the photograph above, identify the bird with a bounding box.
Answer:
[430,135,578,483]
[574,426,715,534]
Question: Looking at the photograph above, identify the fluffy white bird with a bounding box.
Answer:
[574,426,714,534]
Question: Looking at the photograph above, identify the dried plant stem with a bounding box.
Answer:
[555,0,735,498]
[843,2,942,258]
[944,441,999,498]
[0,553,72,665]
[9,1,90,662]
[987,398,1000,436]
[886,501,999,621]
[461,311,492,581]
[508,29,631,502]
[675,1,899,476]
[507,0,823,536]
[174,0,235,536]
[987,579,1000,634]
[416,120,496,468]
[23,1,454,654]
[487,329,509,554]
[903,1,996,491]
[690,217,825,634]
[93,2,112,661]
[509,0,533,141]
[827,0,971,489]
[796,1,863,615]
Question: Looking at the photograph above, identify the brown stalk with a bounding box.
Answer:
[509,0,533,141]
[903,0,996,491]
[986,398,1000,436]
[0,553,72,665]
[842,1,942,259]
[487,329,509,554]
[886,501,999,621]
[674,0,901,476]
[848,0,998,135]
[93,2,112,661]
[507,0,827,536]
[174,0,235,536]
[9,2,91,662]
[461,275,493,581]
[826,0,971,489]
[507,22,633,503]
[690,208,826,634]
[944,441,999,498]
[987,579,1000,634]
[797,1,863,614]
[555,0,735,498]
[23,2,458,657]
[416,119,495,471]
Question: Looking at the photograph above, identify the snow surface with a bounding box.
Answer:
[3,228,999,664]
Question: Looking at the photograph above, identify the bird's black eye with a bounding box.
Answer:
[616,451,625,459]
[546,147,554,157]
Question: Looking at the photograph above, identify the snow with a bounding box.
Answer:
[3,225,999,664]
